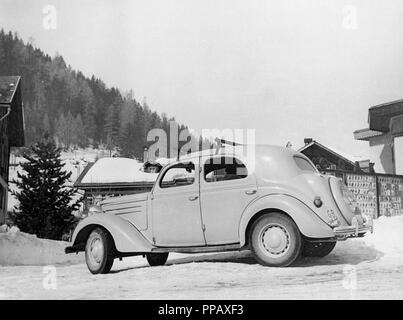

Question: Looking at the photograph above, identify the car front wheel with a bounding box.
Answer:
[250,213,302,267]
[85,227,115,274]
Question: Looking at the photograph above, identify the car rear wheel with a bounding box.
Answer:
[146,253,169,266]
[302,241,336,257]
[250,213,302,267]
[85,227,115,274]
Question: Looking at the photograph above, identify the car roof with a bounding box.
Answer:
[161,144,316,182]
[175,144,305,162]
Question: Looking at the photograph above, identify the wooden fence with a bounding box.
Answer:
[322,169,403,219]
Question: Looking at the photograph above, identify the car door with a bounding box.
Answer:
[200,155,258,245]
[151,159,206,247]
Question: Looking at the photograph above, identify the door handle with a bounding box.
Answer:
[245,189,257,195]
[188,195,199,201]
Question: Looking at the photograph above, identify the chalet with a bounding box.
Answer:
[0,76,25,224]
[298,138,373,173]
[354,99,403,174]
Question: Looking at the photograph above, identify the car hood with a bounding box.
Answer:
[101,192,149,215]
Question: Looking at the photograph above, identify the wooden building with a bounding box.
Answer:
[0,76,25,224]
[298,138,373,173]
[354,99,403,175]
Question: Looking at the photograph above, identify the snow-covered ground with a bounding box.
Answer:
[0,226,83,266]
[1,216,402,300]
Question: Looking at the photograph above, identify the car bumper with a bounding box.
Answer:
[333,216,374,239]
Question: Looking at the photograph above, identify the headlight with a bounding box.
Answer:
[87,205,104,216]
[340,183,358,212]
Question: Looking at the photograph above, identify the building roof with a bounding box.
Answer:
[74,158,159,188]
[298,140,365,166]
[0,76,20,104]
[368,99,403,132]
[0,76,24,147]
[353,128,383,141]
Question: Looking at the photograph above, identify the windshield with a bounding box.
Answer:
[294,156,317,173]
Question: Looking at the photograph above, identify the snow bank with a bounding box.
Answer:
[81,158,159,183]
[0,226,83,266]
[362,215,403,260]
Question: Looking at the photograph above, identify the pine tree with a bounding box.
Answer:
[55,113,68,149]
[105,104,120,141]
[42,112,51,134]
[10,137,80,240]
[73,114,86,148]
[133,104,146,158]
[0,30,201,150]
[119,121,137,158]
[82,99,97,144]
[65,111,75,149]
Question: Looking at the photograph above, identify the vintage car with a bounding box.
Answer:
[66,144,373,274]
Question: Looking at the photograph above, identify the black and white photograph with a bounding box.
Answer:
[1,0,403,307]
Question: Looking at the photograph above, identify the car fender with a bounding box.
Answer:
[239,194,334,246]
[70,214,154,253]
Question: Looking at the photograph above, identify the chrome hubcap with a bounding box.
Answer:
[260,224,290,257]
[88,237,103,265]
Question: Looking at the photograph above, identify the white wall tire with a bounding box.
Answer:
[85,227,115,274]
[250,213,302,267]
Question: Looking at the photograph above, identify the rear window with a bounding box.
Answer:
[294,156,317,172]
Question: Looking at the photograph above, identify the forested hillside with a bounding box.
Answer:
[0,29,197,159]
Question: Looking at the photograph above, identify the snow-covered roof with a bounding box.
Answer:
[80,158,159,184]
[152,157,177,167]
[0,76,20,104]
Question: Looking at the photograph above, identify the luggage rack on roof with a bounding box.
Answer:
[173,137,244,160]
[214,138,243,155]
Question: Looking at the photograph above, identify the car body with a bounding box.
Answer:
[66,145,373,274]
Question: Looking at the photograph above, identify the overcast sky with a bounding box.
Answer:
[1,0,403,158]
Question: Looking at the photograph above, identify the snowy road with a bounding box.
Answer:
[1,238,403,300]
[1,216,403,300]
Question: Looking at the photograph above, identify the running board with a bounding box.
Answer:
[151,243,243,254]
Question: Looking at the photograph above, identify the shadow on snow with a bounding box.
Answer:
[110,240,382,274]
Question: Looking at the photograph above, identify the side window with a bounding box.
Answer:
[204,157,248,183]
[160,162,195,188]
